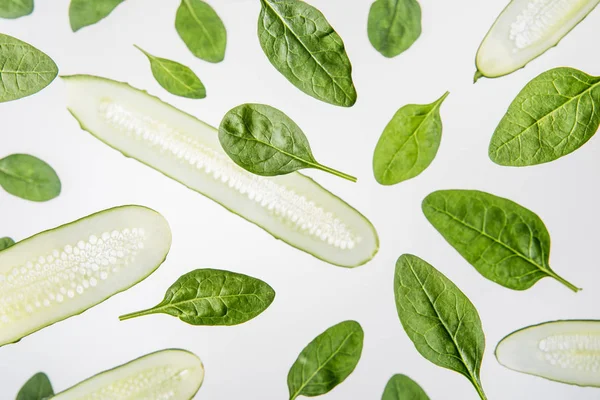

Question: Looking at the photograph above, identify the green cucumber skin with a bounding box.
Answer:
[63,75,379,268]
[0,205,170,347]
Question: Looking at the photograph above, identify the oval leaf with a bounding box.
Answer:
[0,154,61,202]
[0,0,33,19]
[0,237,15,251]
[17,372,54,400]
[175,0,227,63]
[394,254,487,400]
[219,103,356,182]
[135,45,206,99]
[120,269,275,325]
[69,0,125,32]
[0,34,58,103]
[489,67,600,166]
[368,0,422,58]
[382,374,430,400]
[258,0,357,107]
[287,320,364,400]
[373,92,448,185]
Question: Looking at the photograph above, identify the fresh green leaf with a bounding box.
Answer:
[16,372,54,400]
[382,374,429,400]
[219,103,357,182]
[134,45,206,99]
[0,237,15,251]
[422,190,579,292]
[69,0,124,32]
[287,320,364,400]
[489,67,600,166]
[373,92,448,185]
[119,269,275,325]
[368,0,421,58]
[258,0,357,107]
[0,154,61,202]
[0,34,58,103]
[0,0,33,19]
[394,254,487,400]
[175,0,227,63]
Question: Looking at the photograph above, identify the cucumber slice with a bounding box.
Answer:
[62,75,378,268]
[0,205,171,346]
[495,320,600,387]
[475,0,600,80]
[52,349,204,399]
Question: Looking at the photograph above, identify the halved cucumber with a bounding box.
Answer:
[62,75,378,268]
[0,205,171,346]
[475,0,599,80]
[495,320,600,387]
[52,349,204,399]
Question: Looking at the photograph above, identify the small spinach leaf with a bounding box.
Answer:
[489,67,600,166]
[175,0,227,63]
[394,254,487,400]
[422,190,579,292]
[258,0,357,107]
[219,103,357,182]
[287,320,363,400]
[373,92,448,185]
[0,34,58,103]
[120,269,275,325]
[368,0,421,58]
[69,0,124,32]
[0,154,61,202]
[0,0,33,19]
[382,374,429,400]
[0,237,15,251]
[16,372,54,400]
[134,45,206,99]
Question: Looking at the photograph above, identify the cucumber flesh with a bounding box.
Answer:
[52,349,204,399]
[62,75,379,268]
[475,0,599,80]
[0,205,171,346]
[495,320,600,387]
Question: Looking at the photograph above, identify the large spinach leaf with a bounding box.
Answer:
[175,0,227,63]
[368,0,421,58]
[382,374,429,400]
[16,372,53,400]
[69,0,124,32]
[0,154,61,202]
[0,0,33,19]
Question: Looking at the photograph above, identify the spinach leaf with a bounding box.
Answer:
[0,34,58,103]
[219,103,357,182]
[373,92,448,185]
[382,374,429,400]
[0,154,61,202]
[0,237,15,251]
[175,0,227,63]
[0,0,33,19]
[16,372,54,400]
[135,45,206,99]
[288,320,363,400]
[368,0,421,58]
[119,269,275,325]
[258,0,357,107]
[422,190,579,292]
[394,254,487,400]
[69,0,124,32]
[489,67,600,166]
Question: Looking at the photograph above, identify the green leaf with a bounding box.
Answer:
[422,190,579,292]
[219,103,357,182]
[287,320,364,400]
[69,0,124,32]
[134,45,206,99]
[382,374,430,400]
[489,67,600,166]
[0,0,33,19]
[16,372,54,400]
[175,0,227,63]
[368,0,421,58]
[0,154,61,202]
[119,269,275,325]
[373,92,448,185]
[0,237,15,251]
[258,0,357,107]
[0,34,58,103]
[394,254,487,400]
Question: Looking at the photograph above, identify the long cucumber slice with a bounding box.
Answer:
[63,75,378,268]
[475,0,599,80]
[52,349,204,399]
[495,320,600,387]
[0,205,171,346]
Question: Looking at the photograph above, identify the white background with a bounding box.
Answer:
[1,0,599,399]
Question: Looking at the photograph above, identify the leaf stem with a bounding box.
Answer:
[119,308,156,321]
[548,271,581,293]
[315,164,357,182]
[473,381,487,400]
